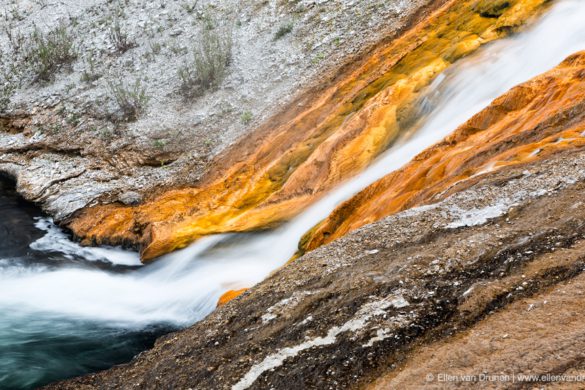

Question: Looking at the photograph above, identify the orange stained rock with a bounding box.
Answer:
[69,0,551,261]
[217,288,248,307]
[300,51,585,253]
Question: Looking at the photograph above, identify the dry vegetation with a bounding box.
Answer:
[24,23,77,82]
[178,23,233,99]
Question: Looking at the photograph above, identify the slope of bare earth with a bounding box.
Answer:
[0,0,438,220]
[46,148,585,389]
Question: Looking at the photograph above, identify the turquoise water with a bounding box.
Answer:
[0,178,171,389]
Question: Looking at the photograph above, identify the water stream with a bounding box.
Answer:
[1,1,585,388]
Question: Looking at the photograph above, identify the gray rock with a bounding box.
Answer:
[119,191,142,205]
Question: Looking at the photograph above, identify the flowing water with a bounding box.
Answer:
[1,1,585,388]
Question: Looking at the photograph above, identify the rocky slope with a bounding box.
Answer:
[47,148,585,389]
[65,0,551,260]
[47,50,585,389]
[4,1,585,389]
[0,0,437,221]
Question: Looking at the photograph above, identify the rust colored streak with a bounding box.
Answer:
[217,289,248,307]
[69,0,550,261]
[301,52,585,253]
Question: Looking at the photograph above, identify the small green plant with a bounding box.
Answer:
[107,78,150,121]
[178,25,233,98]
[49,122,63,134]
[65,112,81,126]
[0,65,15,112]
[181,0,199,14]
[169,42,187,56]
[8,5,25,22]
[144,41,162,62]
[68,14,80,28]
[240,110,253,124]
[149,41,162,55]
[312,51,326,65]
[0,83,14,112]
[95,127,114,140]
[64,82,76,94]
[274,22,293,41]
[108,18,136,53]
[199,13,215,31]
[3,23,26,54]
[24,23,77,82]
[81,54,100,83]
[153,139,167,149]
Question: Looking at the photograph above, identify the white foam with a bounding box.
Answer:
[30,218,141,266]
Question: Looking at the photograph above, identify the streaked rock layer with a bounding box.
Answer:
[301,51,585,253]
[68,0,550,261]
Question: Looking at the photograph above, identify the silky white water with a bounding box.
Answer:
[1,0,585,387]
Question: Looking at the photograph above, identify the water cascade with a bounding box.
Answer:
[1,0,585,388]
